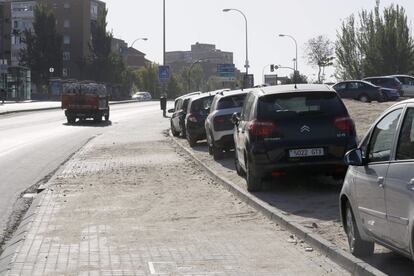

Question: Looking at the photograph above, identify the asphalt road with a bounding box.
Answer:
[0,101,163,244]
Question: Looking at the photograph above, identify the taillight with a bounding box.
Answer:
[248,120,277,137]
[188,113,198,123]
[334,116,355,133]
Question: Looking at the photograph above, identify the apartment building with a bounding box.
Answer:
[111,37,150,70]
[166,42,236,81]
[0,0,106,79]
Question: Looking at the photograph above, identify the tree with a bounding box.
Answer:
[20,3,62,90]
[166,73,183,99]
[285,71,308,84]
[134,64,161,98]
[180,64,204,92]
[335,15,364,80]
[336,2,414,80]
[305,35,334,83]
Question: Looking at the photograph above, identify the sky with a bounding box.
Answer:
[104,0,414,85]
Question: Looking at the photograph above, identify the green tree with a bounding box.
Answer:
[181,64,204,92]
[285,71,308,84]
[336,1,414,79]
[20,3,62,90]
[305,35,334,83]
[135,64,161,98]
[166,73,183,99]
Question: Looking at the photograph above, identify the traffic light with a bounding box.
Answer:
[270,64,275,72]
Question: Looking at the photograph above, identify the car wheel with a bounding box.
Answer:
[345,203,374,257]
[246,156,262,192]
[171,122,180,137]
[67,116,76,124]
[104,112,110,122]
[212,144,222,160]
[358,94,371,103]
[187,133,196,148]
[234,150,245,177]
[207,132,213,155]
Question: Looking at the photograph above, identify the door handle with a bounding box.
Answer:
[377,177,385,188]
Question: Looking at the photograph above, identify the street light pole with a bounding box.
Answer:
[223,8,249,88]
[130,37,148,49]
[163,0,166,66]
[278,34,298,72]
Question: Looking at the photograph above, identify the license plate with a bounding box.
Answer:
[289,148,325,158]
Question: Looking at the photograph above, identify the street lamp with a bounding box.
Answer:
[130,37,148,48]
[278,34,298,72]
[223,8,249,88]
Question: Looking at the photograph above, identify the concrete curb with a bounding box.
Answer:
[0,100,140,116]
[171,137,386,276]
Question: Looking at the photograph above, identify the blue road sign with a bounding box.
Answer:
[217,64,235,78]
[158,66,170,81]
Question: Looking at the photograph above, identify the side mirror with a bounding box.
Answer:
[168,108,174,113]
[231,112,240,125]
[344,148,364,166]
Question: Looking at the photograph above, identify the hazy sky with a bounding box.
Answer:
[104,0,413,84]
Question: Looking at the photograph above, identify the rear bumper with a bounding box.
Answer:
[186,123,206,141]
[65,109,106,118]
[251,160,347,177]
[214,134,235,149]
[249,140,356,177]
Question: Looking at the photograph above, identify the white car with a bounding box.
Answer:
[205,90,247,160]
[132,92,152,101]
[390,75,414,97]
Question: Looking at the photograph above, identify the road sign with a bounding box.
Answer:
[217,64,236,78]
[158,65,170,82]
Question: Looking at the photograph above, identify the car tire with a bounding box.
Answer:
[234,151,245,177]
[246,156,262,192]
[358,94,371,103]
[104,112,110,122]
[212,145,222,160]
[345,203,374,257]
[207,132,213,155]
[171,122,180,137]
[187,133,197,148]
[67,116,76,124]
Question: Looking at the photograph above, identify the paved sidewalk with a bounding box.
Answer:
[0,118,348,275]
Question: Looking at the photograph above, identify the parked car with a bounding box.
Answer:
[185,92,216,147]
[232,84,357,192]
[340,99,414,259]
[332,80,399,102]
[168,92,201,137]
[205,90,247,160]
[132,91,152,101]
[390,75,414,97]
[363,76,403,96]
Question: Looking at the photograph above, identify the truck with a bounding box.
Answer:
[61,82,110,124]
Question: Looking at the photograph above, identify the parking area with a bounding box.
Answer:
[172,99,414,275]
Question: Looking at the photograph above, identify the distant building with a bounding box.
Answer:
[0,0,106,79]
[166,42,238,82]
[111,37,150,70]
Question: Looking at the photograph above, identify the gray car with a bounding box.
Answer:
[340,99,414,258]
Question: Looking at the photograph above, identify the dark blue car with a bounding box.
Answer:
[333,80,399,102]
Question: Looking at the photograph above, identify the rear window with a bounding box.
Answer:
[217,94,246,110]
[190,96,214,112]
[258,92,347,120]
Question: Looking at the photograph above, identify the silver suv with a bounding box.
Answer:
[341,99,414,258]
[205,90,247,160]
